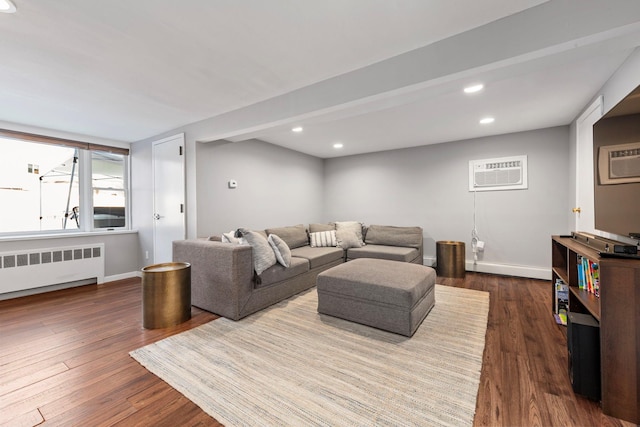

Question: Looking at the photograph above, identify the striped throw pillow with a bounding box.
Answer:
[309,230,337,247]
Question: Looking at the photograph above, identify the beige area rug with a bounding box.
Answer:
[130,285,489,426]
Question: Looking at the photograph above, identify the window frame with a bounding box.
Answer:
[89,150,130,231]
[0,128,130,237]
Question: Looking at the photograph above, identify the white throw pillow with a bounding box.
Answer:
[309,230,337,247]
[221,230,245,244]
[268,234,291,267]
[221,230,238,244]
[335,221,365,246]
[336,229,363,249]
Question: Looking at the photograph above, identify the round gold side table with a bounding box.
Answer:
[141,262,191,329]
[436,241,466,278]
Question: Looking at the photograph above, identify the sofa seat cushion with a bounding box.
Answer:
[290,246,344,269]
[256,257,310,288]
[347,244,419,263]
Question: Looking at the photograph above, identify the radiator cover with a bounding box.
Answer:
[0,243,105,294]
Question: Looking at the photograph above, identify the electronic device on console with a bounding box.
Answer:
[571,231,639,259]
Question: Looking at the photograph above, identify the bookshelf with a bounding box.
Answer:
[551,235,640,424]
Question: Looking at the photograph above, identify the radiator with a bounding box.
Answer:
[0,243,105,295]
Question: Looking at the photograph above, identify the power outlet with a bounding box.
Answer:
[145,251,149,260]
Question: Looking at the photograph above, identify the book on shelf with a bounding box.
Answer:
[591,261,600,297]
[577,255,585,289]
[576,254,600,298]
[555,278,568,325]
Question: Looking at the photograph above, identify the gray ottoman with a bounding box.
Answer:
[316,258,436,337]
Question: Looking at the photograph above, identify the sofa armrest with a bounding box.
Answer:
[173,239,254,320]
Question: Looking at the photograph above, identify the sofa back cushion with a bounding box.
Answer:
[309,223,335,233]
[364,225,423,248]
[264,224,309,249]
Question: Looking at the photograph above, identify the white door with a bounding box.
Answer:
[152,134,185,264]
[575,97,602,233]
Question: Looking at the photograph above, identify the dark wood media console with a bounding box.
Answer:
[551,235,640,424]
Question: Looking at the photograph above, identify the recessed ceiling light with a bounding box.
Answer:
[0,0,16,13]
[291,126,303,133]
[464,84,484,94]
[479,117,495,124]
[333,143,343,149]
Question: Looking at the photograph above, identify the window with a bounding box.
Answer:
[0,131,129,235]
[92,151,127,229]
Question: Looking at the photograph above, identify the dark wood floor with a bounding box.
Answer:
[0,273,633,426]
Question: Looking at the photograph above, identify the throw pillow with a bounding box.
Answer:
[221,230,246,244]
[309,230,337,247]
[335,221,365,246]
[238,228,276,275]
[336,229,363,249]
[268,234,291,268]
[221,231,235,243]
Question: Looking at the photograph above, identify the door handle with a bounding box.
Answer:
[572,207,581,213]
[154,213,163,220]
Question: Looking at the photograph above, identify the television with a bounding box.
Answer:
[593,84,640,240]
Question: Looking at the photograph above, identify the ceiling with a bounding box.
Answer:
[2,1,640,158]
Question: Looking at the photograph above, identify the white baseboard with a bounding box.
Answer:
[0,278,95,301]
[423,256,437,268]
[0,271,141,301]
[465,261,550,280]
[423,256,550,280]
[104,271,141,283]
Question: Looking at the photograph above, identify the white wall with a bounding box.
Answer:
[324,127,571,279]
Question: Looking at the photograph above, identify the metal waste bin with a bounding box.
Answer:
[142,262,191,329]
[436,241,466,278]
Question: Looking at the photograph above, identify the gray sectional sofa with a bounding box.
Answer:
[173,223,423,320]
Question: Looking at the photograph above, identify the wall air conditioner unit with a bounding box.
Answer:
[469,155,528,192]
[598,142,640,185]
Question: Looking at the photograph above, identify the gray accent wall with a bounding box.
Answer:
[324,127,571,277]
[196,139,324,236]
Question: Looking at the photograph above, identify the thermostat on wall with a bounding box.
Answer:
[228,179,237,189]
